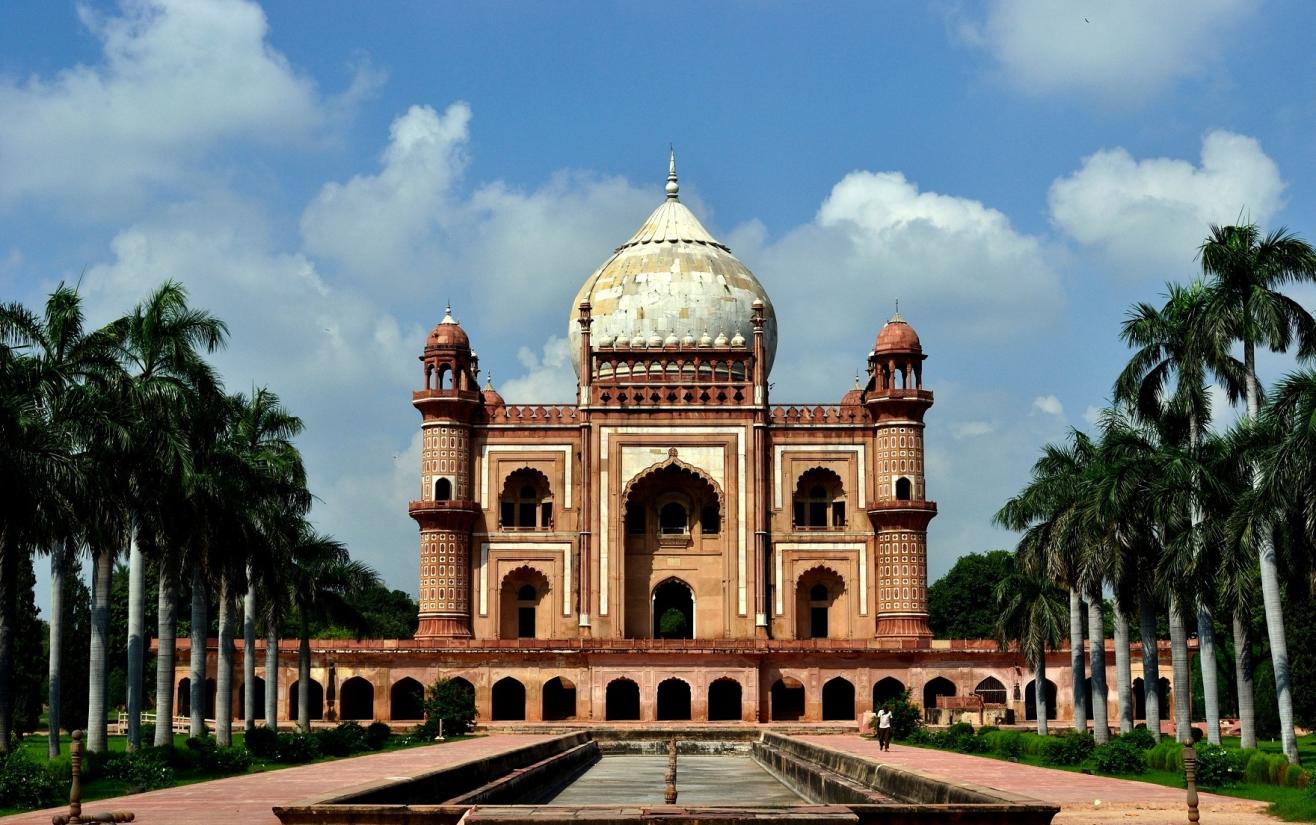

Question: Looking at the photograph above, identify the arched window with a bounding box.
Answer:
[973,677,1007,706]
[922,676,956,710]
[792,469,846,529]
[434,477,452,501]
[653,579,694,639]
[659,501,689,535]
[809,583,830,639]
[500,568,548,640]
[438,364,452,391]
[895,476,912,501]
[499,469,552,530]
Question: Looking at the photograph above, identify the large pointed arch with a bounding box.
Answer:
[621,451,725,511]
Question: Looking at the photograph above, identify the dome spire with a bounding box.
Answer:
[442,302,456,324]
[666,145,679,200]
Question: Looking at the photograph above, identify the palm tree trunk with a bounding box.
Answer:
[154,567,177,747]
[86,545,112,752]
[1232,610,1256,750]
[297,629,311,733]
[1197,605,1221,744]
[125,530,144,751]
[1245,340,1298,764]
[189,565,208,737]
[1169,596,1192,743]
[1035,650,1048,737]
[1113,608,1133,735]
[0,543,17,754]
[265,625,278,731]
[1086,588,1109,743]
[243,576,256,734]
[215,579,234,746]
[48,542,67,758]
[1069,588,1087,732]
[1139,599,1162,741]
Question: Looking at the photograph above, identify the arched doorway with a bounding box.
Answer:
[795,567,844,640]
[542,677,576,721]
[339,677,374,720]
[1131,677,1170,721]
[707,678,742,721]
[822,677,856,721]
[873,677,905,706]
[1025,678,1058,721]
[652,579,694,639]
[656,678,691,721]
[922,677,955,711]
[241,676,265,721]
[500,567,550,640]
[203,678,217,718]
[177,677,191,718]
[973,677,1007,706]
[770,677,805,721]
[288,679,324,721]
[491,677,526,721]
[390,677,425,720]
[605,678,640,721]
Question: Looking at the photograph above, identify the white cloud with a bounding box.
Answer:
[500,336,577,404]
[0,0,358,214]
[1083,405,1103,426]
[952,421,994,439]
[1031,395,1064,417]
[952,0,1257,103]
[1049,130,1284,277]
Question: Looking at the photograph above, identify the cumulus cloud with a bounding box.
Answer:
[951,421,994,439]
[951,0,1257,103]
[1031,395,1064,417]
[0,0,363,214]
[500,336,577,404]
[1049,130,1284,277]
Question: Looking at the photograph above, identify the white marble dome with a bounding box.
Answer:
[568,154,777,377]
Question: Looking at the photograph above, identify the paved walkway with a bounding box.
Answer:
[803,735,1281,824]
[1,735,552,825]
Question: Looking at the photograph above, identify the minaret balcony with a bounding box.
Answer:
[408,499,479,529]
[867,499,937,530]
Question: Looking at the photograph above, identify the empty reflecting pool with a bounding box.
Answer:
[548,755,805,806]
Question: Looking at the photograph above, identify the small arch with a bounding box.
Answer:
[1025,678,1058,721]
[895,477,912,501]
[1131,677,1170,721]
[242,676,265,721]
[177,677,191,718]
[922,676,956,710]
[434,477,452,501]
[822,677,856,721]
[653,578,694,639]
[203,677,217,718]
[793,468,846,528]
[500,566,550,640]
[390,677,425,720]
[973,676,1007,706]
[499,468,553,529]
[656,678,691,721]
[605,678,640,721]
[770,677,805,721]
[339,676,374,720]
[542,676,576,721]
[707,678,742,722]
[873,677,906,706]
[491,677,526,721]
[795,566,844,640]
[438,364,453,391]
[289,679,324,722]
[659,501,689,535]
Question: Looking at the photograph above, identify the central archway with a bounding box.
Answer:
[491,677,526,721]
[339,677,374,720]
[707,678,742,721]
[821,677,855,721]
[605,678,640,721]
[656,678,691,720]
[922,676,955,711]
[652,578,694,639]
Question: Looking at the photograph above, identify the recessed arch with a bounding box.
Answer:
[289,678,324,722]
[707,678,742,722]
[622,455,725,511]
[339,676,374,720]
[793,467,846,528]
[770,677,805,721]
[796,565,844,640]
[821,676,856,721]
[499,467,553,529]
[895,476,912,501]
[390,677,425,721]
[656,678,692,721]
[652,577,694,639]
[434,477,452,501]
[922,676,956,710]
[542,676,576,721]
[491,677,526,721]
[973,676,1007,706]
[1025,678,1058,721]
[873,676,905,706]
[500,565,551,640]
[605,678,640,721]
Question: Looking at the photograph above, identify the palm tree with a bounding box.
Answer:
[1201,223,1316,764]
[995,430,1097,734]
[993,549,1067,735]
[284,523,378,733]
[1116,281,1245,745]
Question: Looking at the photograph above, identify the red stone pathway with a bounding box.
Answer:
[1,734,552,825]
[803,735,1280,824]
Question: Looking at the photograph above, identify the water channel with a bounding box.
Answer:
[547,755,806,806]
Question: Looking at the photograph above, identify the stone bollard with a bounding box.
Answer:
[1183,743,1200,823]
[52,731,135,825]
[664,738,678,804]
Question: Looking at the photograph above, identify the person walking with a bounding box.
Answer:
[876,707,893,751]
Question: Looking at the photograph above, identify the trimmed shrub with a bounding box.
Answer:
[245,726,278,758]
[1145,739,1183,773]
[275,732,321,763]
[0,752,61,809]
[102,750,175,790]
[414,678,478,739]
[365,722,392,750]
[904,727,934,745]
[1041,731,1094,766]
[946,722,974,738]
[1283,764,1307,789]
[1121,726,1157,750]
[317,721,369,757]
[1092,738,1146,775]
[976,725,999,736]
[1243,750,1270,784]
[1193,743,1242,788]
[205,746,253,774]
[139,723,156,745]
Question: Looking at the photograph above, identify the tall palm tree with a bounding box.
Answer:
[1116,280,1245,744]
[284,524,378,733]
[995,430,1097,734]
[993,549,1067,736]
[1201,224,1316,764]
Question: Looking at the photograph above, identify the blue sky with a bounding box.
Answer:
[4,0,1315,605]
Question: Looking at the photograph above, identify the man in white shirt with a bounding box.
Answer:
[876,708,893,751]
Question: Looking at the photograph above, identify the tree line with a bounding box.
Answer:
[994,224,1316,765]
[0,281,389,757]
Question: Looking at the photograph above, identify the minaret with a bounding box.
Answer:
[410,305,481,639]
[865,309,936,641]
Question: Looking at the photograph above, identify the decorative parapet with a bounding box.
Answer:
[769,405,869,424]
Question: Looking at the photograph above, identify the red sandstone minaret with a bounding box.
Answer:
[410,305,481,638]
[866,309,936,641]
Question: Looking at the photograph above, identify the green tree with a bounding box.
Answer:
[417,677,477,738]
[992,550,1067,735]
[927,550,1014,639]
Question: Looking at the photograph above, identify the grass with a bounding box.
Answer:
[898,733,1316,823]
[5,728,472,816]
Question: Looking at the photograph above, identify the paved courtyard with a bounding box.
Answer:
[804,734,1282,824]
